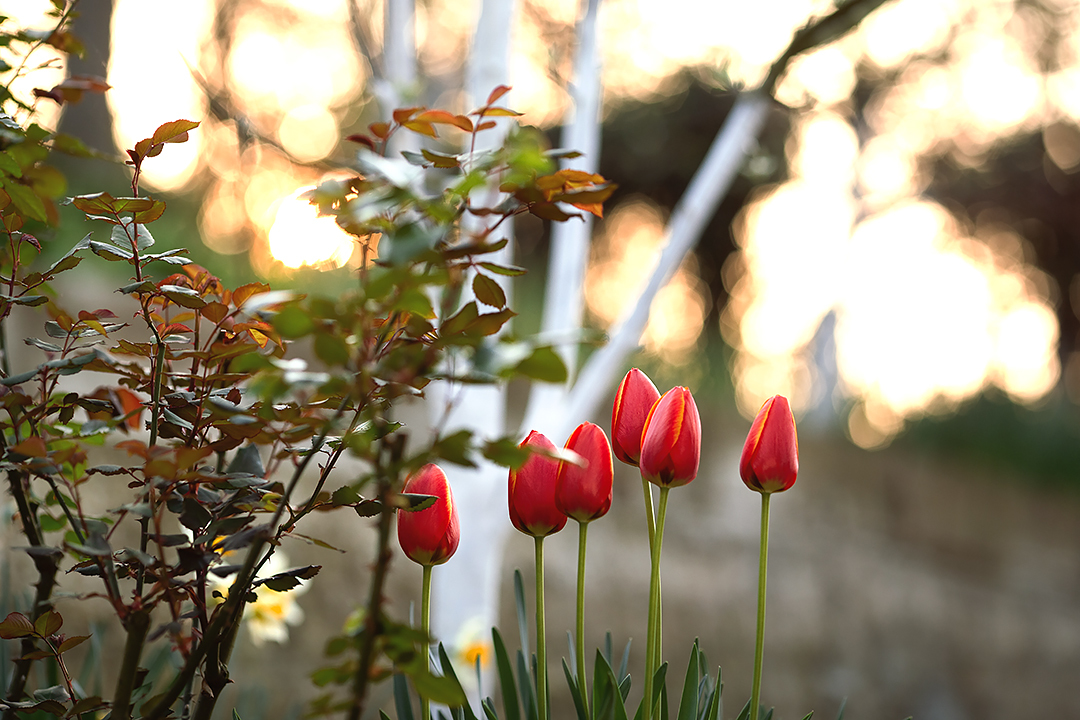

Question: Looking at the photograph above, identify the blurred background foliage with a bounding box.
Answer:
[5,1,1080,719]
[8,0,1080,480]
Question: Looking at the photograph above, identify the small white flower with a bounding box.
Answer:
[208,550,310,646]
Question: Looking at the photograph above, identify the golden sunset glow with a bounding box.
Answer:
[17,0,1071,442]
[585,201,709,365]
[267,186,356,270]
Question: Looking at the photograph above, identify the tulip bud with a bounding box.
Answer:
[509,431,568,537]
[639,386,701,488]
[397,464,460,566]
[611,368,662,466]
[555,422,613,523]
[739,395,798,494]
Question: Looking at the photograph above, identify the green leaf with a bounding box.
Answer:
[314,332,350,366]
[394,493,437,512]
[89,240,133,261]
[433,644,475,714]
[4,181,46,222]
[472,273,506,308]
[0,150,21,177]
[273,304,315,339]
[110,220,155,249]
[562,659,587,720]
[393,674,416,720]
[705,667,722,720]
[434,429,475,467]
[160,284,206,309]
[492,628,521,720]
[481,437,531,470]
[511,346,567,383]
[227,445,265,477]
[675,640,699,720]
[478,262,527,277]
[441,301,479,338]
[32,608,61,634]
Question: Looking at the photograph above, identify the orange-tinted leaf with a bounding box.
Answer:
[392,107,422,125]
[478,107,523,117]
[402,121,437,138]
[200,301,229,324]
[476,121,496,131]
[115,439,148,458]
[486,85,511,105]
[13,436,47,458]
[231,282,270,308]
[369,122,390,140]
[413,110,473,132]
[0,612,34,639]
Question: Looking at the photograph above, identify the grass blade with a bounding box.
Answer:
[675,640,699,720]
[394,673,416,720]
[562,658,588,720]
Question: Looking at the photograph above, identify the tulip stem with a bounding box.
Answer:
[750,492,771,720]
[421,563,432,720]
[575,521,590,719]
[535,536,548,720]
[640,477,661,675]
[643,486,669,720]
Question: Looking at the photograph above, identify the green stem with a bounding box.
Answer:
[421,564,432,720]
[110,609,150,720]
[575,521,589,719]
[641,478,661,675]
[535,535,548,720]
[750,492,771,720]
[642,486,669,720]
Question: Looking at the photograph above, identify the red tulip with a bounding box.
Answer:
[555,422,613,523]
[739,395,798,494]
[397,464,460,566]
[639,386,701,488]
[509,431,568,537]
[611,368,662,466]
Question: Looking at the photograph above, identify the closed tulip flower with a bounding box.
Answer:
[555,422,613,523]
[639,386,701,488]
[611,368,662,466]
[739,395,799,494]
[509,431,567,537]
[397,464,460,566]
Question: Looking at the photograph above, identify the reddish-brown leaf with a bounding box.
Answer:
[486,85,511,105]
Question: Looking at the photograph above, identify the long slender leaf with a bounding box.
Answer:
[516,650,538,720]
[492,628,521,720]
[567,631,577,677]
[633,663,668,720]
[761,709,773,720]
[598,653,630,720]
[675,640,700,720]
[734,698,752,720]
[660,683,669,720]
[380,712,393,720]
[593,649,614,720]
[800,712,814,720]
[835,698,847,720]
[437,644,479,720]
[562,658,588,720]
[482,698,500,720]
[618,640,632,684]
[394,673,416,720]
[704,668,722,720]
[514,569,530,658]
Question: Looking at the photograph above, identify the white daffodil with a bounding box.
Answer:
[208,550,310,646]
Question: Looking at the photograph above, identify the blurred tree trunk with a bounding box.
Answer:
[56,0,123,187]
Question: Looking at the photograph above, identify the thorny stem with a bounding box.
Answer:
[348,432,405,720]
[3,471,60,719]
[110,608,151,720]
[143,397,351,720]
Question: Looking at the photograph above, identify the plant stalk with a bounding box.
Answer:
[421,563,432,720]
[110,608,151,720]
[642,486,669,720]
[641,477,661,673]
[535,535,548,720]
[575,521,589,719]
[750,492,771,720]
